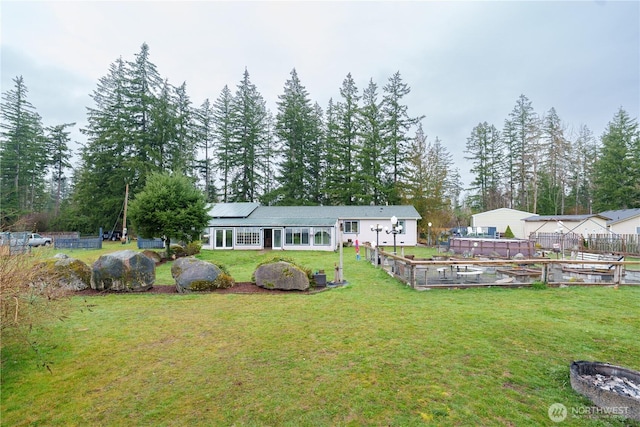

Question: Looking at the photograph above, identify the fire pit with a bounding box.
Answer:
[570,361,640,421]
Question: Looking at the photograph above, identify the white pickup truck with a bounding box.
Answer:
[28,233,52,247]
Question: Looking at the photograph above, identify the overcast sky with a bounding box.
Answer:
[2,1,639,188]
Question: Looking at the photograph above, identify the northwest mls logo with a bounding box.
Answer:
[548,403,568,422]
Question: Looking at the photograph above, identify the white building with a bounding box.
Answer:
[523,214,610,237]
[471,208,536,239]
[600,209,640,235]
[202,203,421,251]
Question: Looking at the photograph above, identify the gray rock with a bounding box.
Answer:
[53,253,69,259]
[35,257,91,291]
[91,250,155,291]
[142,250,162,264]
[254,261,309,291]
[171,257,222,293]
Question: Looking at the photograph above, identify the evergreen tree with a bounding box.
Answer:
[327,73,360,205]
[537,107,571,214]
[306,102,326,205]
[274,69,316,205]
[502,94,540,212]
[403,124,461,235]
[212,85,234,202]
[356,78,386,205]
[567,124,598,214]
[74,44,196,233]
[593,108,640,210]
[193,98,217,202]
[381,71,422,204]
[75,57,132,232]
[229,69,268,202]
[45,122,75,215]
[0,76,48,224]
[464,121,503,211]
[171,81,198,176]
[259,112,278,205]
[125,42,163,175]
[128,172,209,258]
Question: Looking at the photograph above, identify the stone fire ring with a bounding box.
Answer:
[570,361,640,421]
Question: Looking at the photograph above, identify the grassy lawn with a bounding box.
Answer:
[2,245,639,426]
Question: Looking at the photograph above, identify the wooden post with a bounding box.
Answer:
[122,183,129,244]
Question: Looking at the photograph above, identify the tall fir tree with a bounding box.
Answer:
[274,69,316,205]
[193,98,217,202]
[306,102,326,205]
[502,94,540,212]
[404,124,461,235]
[537,107,571,214]
[0,76,48,224]
[212,85,235,202]
[567,124,598,214]
[356,78,386,205]
[45,122,75,215]
[328,73,360,205]
[229,68,269,202]
[381,71,422,204]
[593,108,640,210]
[464,122,503,211]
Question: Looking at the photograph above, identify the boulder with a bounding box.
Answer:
[35,256,91,291]
[171,257,223,293]
[142,250,163,264]
[253,261,309,291]
[91,250,155,291]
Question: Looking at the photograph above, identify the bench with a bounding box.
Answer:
[455,265,483,282]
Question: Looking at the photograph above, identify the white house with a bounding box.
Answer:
[202,203,421,251]
[522,214,611,237]
[471,208,536,239]
[600,209,640,235]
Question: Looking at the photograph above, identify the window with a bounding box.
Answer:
[215,229,234,248]
[236,227,261,246]
[314,228,331,246]
[343,220,359,233]
[285,227,310,245]
[398,219,406,235]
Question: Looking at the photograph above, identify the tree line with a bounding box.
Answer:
[1,43,638,238]
[465,94,640,215]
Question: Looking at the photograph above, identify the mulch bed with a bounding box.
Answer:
[73,282,326,296]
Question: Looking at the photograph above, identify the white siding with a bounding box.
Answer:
[608,216,640,235]
[472,208,535,239]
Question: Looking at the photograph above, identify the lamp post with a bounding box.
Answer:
[427,222,432,246]
[370,223,383,265]
[385,215,403,255]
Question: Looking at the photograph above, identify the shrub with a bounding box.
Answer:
[1,253,72,370]
[504,226,515,238]
[185,241,202,256]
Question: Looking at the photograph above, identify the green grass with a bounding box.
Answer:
[3,245,639,426]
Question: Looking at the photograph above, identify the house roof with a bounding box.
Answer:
[208,202,259,218]
[522,214,609,222]
[207,204,421,227]
[250,205,421,220]
[472,207,536,217]
[599,208,640,224]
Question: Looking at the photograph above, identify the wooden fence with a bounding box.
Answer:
[531,232,640,256]
[362,244,640,289]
